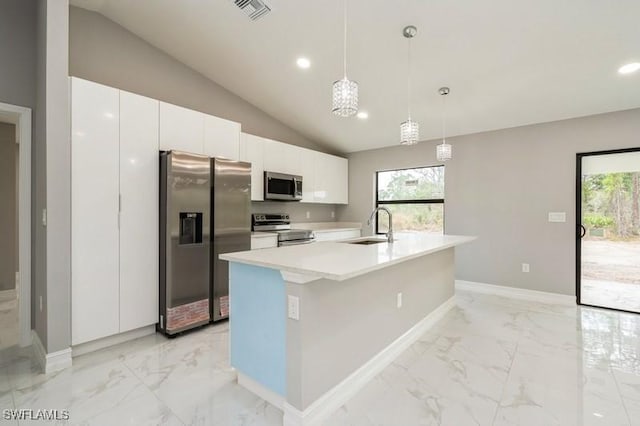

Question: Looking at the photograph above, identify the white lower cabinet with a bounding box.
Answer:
[72,78,159,345]
[251,234,278,249]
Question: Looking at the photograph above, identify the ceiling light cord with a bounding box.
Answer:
[407,36,412,119]
[441,91,446,144]
[343,0,348,78]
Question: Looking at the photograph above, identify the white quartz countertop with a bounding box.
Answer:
[251,232,278,238]
[221,233,476,282]
[290,222,362,233]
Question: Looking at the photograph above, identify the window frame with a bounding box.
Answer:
[374,165,445,235]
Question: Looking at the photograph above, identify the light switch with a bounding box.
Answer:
[548,212,566,223]
[287,295,299,320]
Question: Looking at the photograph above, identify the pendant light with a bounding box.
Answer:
[332,0,358,117]
[400,26,419,145]
[436,87,452,161]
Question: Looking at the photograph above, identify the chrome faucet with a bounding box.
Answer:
[367,206,394,243]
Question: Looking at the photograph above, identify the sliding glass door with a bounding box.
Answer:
[577,148,640,313]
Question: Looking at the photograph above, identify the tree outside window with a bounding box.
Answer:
[375,166,444,234]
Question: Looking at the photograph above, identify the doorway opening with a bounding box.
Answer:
[0,102,32,353]
[577,148,640,313]
[0,121,19,350]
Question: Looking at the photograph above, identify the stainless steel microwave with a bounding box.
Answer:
[264,171,303,201]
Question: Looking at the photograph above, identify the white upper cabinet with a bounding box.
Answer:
[71,78,120,345]
[263,139,299,175]
[241,132,348,204]
[240,133,265,201]
[119,90,159,333]
[203,114,240,160]
[299,147,316,202]
[314,152,349,204]
[159,102,204,154]
[333,155,349,204]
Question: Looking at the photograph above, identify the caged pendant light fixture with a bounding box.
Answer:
[332,0,358,117]
[400,25,419,145]
[436,87,452,161]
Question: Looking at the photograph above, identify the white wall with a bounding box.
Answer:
[338,108,640,296]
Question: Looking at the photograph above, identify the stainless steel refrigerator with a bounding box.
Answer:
[159,151,212,335]
[210,157,251,322]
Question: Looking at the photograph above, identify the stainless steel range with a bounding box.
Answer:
[252,213,315,246]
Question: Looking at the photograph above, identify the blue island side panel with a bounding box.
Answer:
[229,262,286,396]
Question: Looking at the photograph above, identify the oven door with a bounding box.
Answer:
[264,171,303,201]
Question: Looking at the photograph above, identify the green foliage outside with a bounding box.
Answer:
[583,214,614,229]
[582,172,640,239]
[377,167,444,233]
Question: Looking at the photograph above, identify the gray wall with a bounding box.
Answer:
[286,248,454,409]
[33,0,47,347]
[0,0,44,341]
[68,6,332,154]
[338,108,640,296]
[0,0,37,109]
[0,123,17,291]
[43,0,71,353]
[33,0,71,353]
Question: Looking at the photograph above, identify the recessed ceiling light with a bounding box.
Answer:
[357,111,368,119]
[618,62,640,74]
[296,57,311,69]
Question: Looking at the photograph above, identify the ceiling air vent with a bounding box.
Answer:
[233,0,272,21]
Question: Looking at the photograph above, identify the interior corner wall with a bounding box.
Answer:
[338,108,640,296]
[34,0,48,350]
[68,6,332,155]
[43,0,71,353]
[0,123,17,292]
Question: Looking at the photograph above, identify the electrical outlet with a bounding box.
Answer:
[331,211,335,218]
[42,209,47,227]
[306,211,310,219]
[39,296,43,312]
[397,292,403,308]
[287,295,299,320]
[522,263,530,273]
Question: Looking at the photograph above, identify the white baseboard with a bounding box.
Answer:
[455,280,575,306]
[238,372,285,410]
[72,325,156,357]
[0,289,16,301]
[282,296,456,426]
[31,330,72,374]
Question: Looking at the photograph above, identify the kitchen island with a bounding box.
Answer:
[220,233,475,426]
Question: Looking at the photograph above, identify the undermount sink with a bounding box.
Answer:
[345,238,388,245]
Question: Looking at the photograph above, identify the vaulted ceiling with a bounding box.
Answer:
[71,0,640,153]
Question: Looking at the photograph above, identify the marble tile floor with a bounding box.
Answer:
[581,278,640,313]
[0,291,638,425]
[0,297,19,351]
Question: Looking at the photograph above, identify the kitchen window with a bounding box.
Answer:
[375,166,445,234]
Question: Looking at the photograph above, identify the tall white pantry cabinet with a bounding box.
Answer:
[71,78,159,345]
